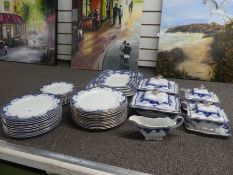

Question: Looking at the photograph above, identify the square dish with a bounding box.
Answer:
[138,78,179,94]
[184,89,220,103]
[130,91,181,114]
[185,102,226,124]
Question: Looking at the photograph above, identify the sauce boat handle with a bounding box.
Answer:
[171,115,184,130]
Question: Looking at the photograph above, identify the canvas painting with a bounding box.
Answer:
[0,0,57,65]
[72,0,143,70]
[157,0,233,82]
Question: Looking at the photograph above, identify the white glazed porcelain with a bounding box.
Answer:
[138,78,179,94]
[148,77,169,87]
[129,115,184,140]
[184,118,231,137]
[144,91,169,104]
[72,87,125,112]
[183,101,226,124]
[130,91,181,114]
[2,94,60,119]
[41,82,75,95]
[184,89,220,103]
[103,73,131,87]
[86,70,143,96]
[193,88,209,95]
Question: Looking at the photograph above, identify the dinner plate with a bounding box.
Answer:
[1,94,61,121]
[70,87,128,130]
[1,93,62,138]
[71,87,126,112]
[2,117,62,138]
[2,110,62,130]
[40,82,76,105]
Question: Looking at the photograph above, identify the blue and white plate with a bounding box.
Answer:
[40,82,76,105]
[86,70,143,96]
[0,93,62,138]
[130,91,181,114]
[138,78,179,94]
[70,87,128,130]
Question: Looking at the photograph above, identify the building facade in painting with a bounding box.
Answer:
[73,0,113,30]
[0,0,25,42]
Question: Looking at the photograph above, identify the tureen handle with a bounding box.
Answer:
[171,115,184,130]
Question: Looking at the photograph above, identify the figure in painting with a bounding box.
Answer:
[118,5,123,25]
[113,3,118,25]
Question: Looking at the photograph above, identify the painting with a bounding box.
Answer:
[0,0,57,65]
[157,0,233,82]
[72,0,143,70]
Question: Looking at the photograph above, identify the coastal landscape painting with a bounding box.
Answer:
[157,0,233,82]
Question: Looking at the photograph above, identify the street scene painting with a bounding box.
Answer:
[0,0,57,65]
[72,0,143,70]
[157,0,233,82]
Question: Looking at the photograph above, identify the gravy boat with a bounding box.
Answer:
[129,115,184,140]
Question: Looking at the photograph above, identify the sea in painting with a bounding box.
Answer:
[0,0,56,65]
[157,0,233,82]
[72,0,143,70]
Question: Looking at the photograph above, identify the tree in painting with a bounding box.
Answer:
[157,0,233,82]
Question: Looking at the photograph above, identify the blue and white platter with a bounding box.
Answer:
[0,94,62,138]
[184,118,231,137]
[40,82,76,105]
[138,78,179,94]
[86,70,143,96]
[130,91,181,114]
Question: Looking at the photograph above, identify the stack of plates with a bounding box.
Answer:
[70,87,128,130]
[1,94,62,138]
[86,70,143,96]
[40,82,76,105]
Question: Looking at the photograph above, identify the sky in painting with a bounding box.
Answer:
[160,0,233,30]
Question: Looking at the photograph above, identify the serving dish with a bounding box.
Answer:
[129,115,184,140]
[183,101,226,124]
[184,118,231,137]
[138,76,179,94]
[184,85,220,103]
[86,70,143,96]
[130,91,181,114]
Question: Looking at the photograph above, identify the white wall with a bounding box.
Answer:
[57,0,72,61]
[138,0,162,67]
[57,0,163,67]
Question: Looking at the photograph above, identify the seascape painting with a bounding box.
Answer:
[0,0,57,65]
[157,0,233,82]
[72,0,143,70]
